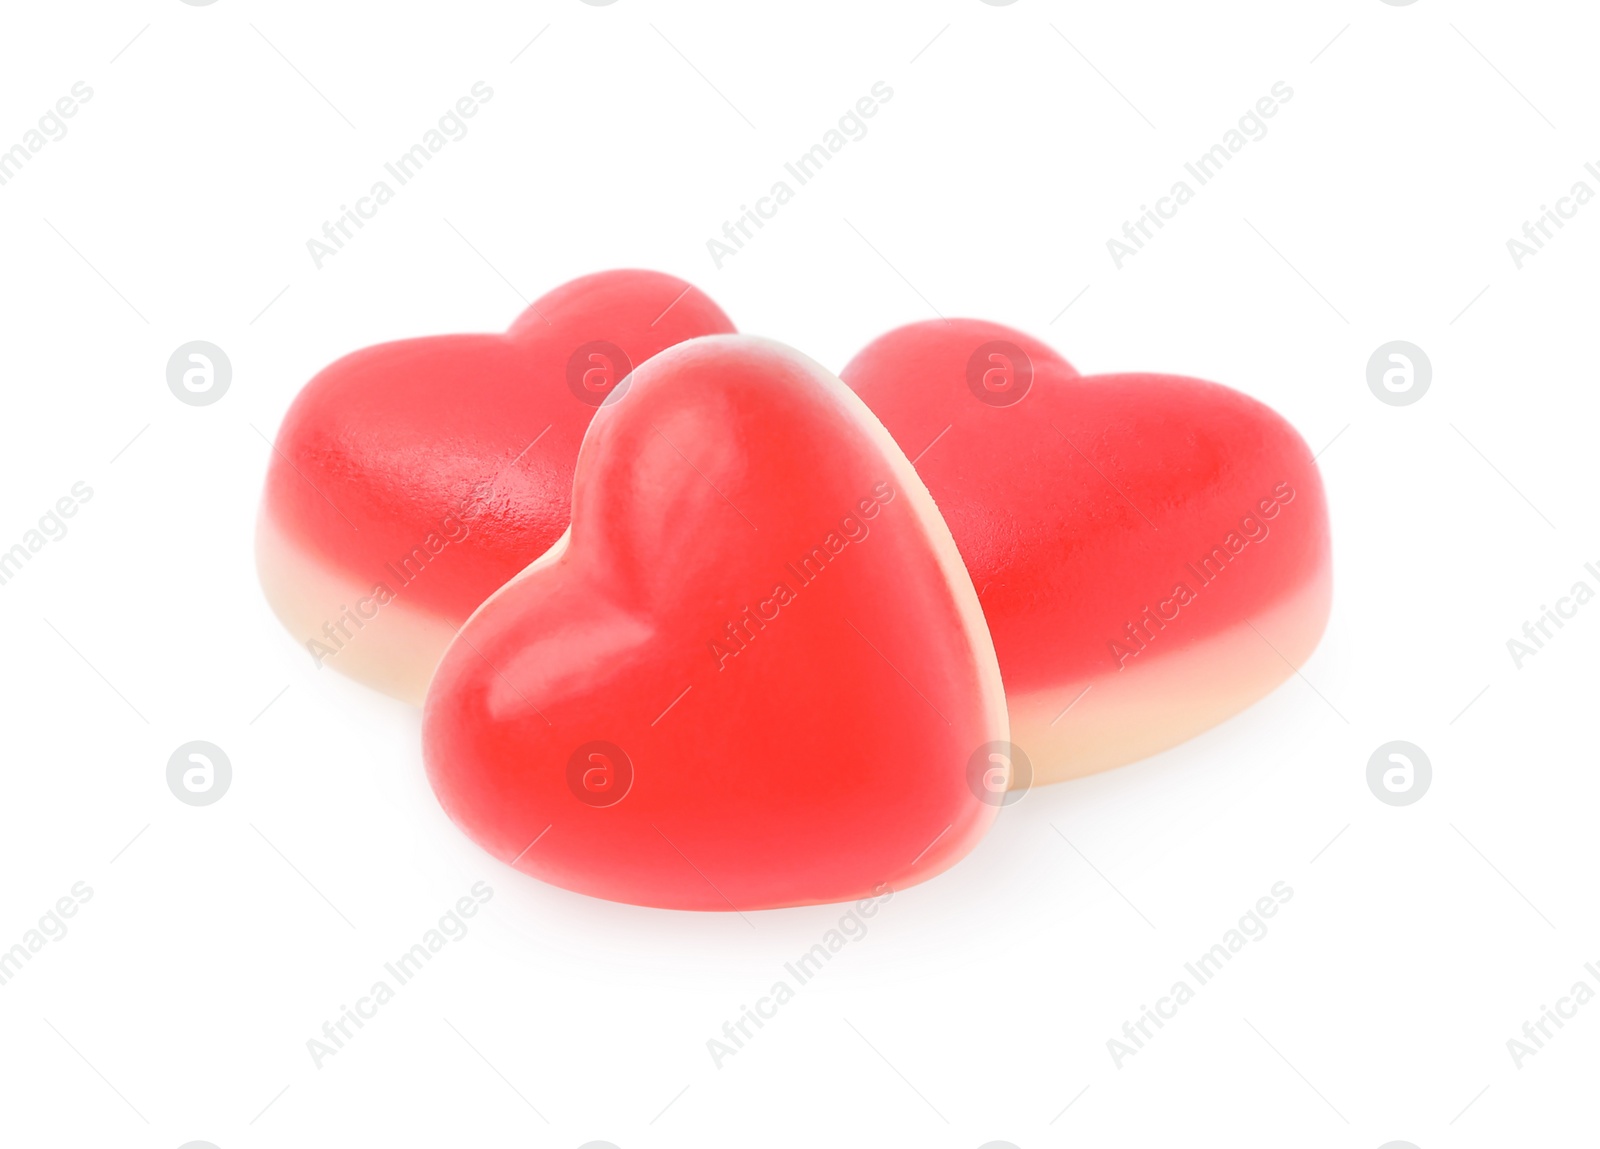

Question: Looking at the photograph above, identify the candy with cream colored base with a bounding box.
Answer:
[256,270,735,703]
[423,336,1007,910]
[840,320,1332,786]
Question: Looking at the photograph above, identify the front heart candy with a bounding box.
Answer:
[422,335,1008,911]
[841,320,1332,785]
[256,269,734,703]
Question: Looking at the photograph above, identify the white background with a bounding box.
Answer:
[0,1,1595,1146]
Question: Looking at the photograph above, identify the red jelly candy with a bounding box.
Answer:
[256,269,734,702]
[423,335,1007,910]
[841,320,1332,785]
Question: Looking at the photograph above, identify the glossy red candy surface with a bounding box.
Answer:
[423,335,1007,910]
